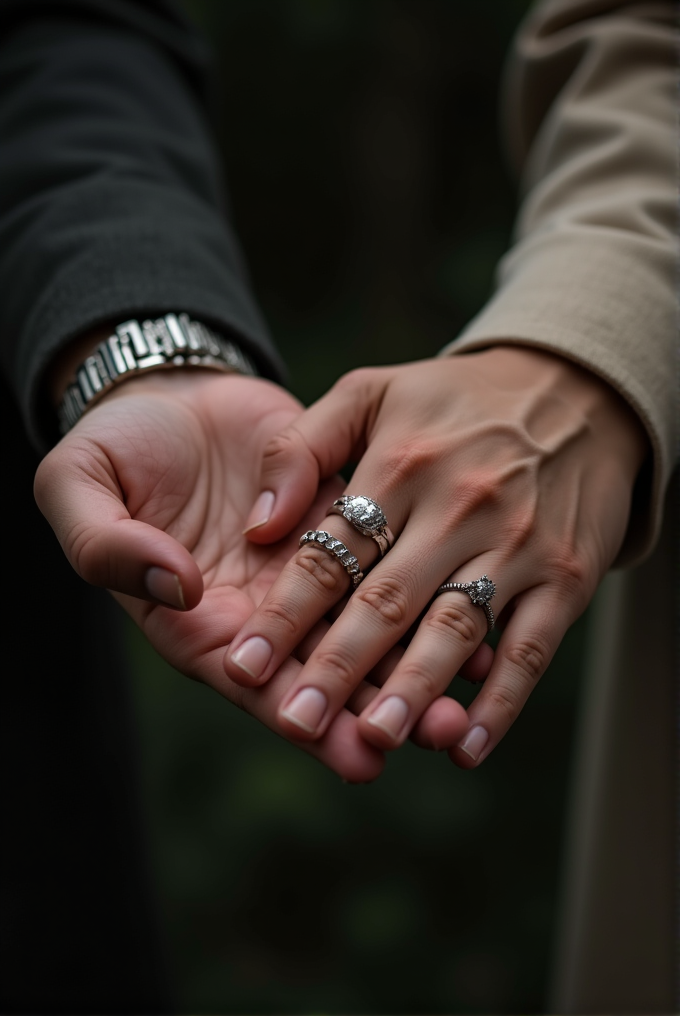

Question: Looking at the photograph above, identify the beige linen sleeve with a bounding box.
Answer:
[441,0,678,566]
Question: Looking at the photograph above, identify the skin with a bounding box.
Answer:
[225,346,648,766]
[35,357,469,783]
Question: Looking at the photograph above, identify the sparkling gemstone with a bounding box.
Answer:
[326,539,340,550]
[345,496,386,531]
[316,531,328,543]
[470,576,495,604]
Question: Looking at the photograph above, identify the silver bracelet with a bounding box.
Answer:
[58,312,257,434]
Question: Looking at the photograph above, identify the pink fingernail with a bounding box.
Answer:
[366,696,409,741]
[243,490,276,534]
[230,636,273,680]
[458,724,489,762]
[145,566,185,610]
[282,688,327,734]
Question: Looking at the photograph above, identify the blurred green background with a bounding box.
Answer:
[126,1,589,1012]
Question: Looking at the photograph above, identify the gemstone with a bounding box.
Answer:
[470,576,495,604]
[316,531,328,543]
[345,496,386,531]
[326,539,340,550]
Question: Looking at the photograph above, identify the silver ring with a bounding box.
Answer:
[328,495,395,558]
[299,530,365,589]
[435,574,496,633]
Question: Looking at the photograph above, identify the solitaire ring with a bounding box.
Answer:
[299,530,365,590]
[435,574,496,633]
[328,495,395,557]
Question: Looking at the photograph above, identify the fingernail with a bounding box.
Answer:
[366,695,409,741]
[458,724,489,762]
[230,636,273,680]
[281,688,327,734]
[145,566,185,610]
[243,490,276,534]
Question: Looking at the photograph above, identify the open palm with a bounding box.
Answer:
[35,371,384,780]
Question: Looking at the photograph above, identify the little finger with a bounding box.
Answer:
[357,570,499,749]
[448,587,573,768]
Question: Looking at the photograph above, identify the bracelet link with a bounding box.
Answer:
[58,312,258,435]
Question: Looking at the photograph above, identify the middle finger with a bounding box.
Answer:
[268,522,494,740]
[223,497,397,689]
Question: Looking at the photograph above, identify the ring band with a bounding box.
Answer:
[435,574,496,633]
[299,530,365,589]
[328,495,395,557]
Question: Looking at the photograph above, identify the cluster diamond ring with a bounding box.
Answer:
[328,495,395,557]
[299,530,365,589]
[435,575,496,633]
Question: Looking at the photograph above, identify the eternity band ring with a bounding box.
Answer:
[328,495,395,557]
[299,530,365,589]
[435,575,496,633]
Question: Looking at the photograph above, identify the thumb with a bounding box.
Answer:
[243,368,385,544]
[34,445,203,610]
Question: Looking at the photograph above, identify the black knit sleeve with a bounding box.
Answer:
[0,0,285,450]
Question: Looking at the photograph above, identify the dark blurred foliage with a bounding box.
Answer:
[127,1,589,1013]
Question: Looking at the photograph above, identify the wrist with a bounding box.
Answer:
[53,313,257,434]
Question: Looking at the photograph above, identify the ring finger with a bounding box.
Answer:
[357,564,502,749]
[268,523,503,741]
[223,494,405,689]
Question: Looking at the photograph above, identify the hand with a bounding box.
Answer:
[35,368,468,780]
[34,370,390,781]
[224,347,648,765]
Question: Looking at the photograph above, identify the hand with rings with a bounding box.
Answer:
[223,346,648,767]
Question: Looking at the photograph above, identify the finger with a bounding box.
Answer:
[301,626,471,752]
[224,508,388,688]
[219,591,467,760]
[216,650,387,784]
[34,452,203,609]
[270,538,501,743]
[243,368,386,543]
[356,570,497,749]
[458,641,495,684]
[121,585,385,784]
[448,587,572,768]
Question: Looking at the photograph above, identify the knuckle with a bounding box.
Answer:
[312,646,360,691]
[502,508,537,552]
[437,474,502,531]
[261,429,303,472]
[333,366,378,395]
[354,575,411,630]
[486,684,523,725]
[455,473,501,515]
[546,547,590,596]
[392,663,440,700]
[504,634,549,684]
[295,545,347,595]
[69,522,103,582]
[425,602,480,648]
[378,438,443,487]
[257,600,302,638]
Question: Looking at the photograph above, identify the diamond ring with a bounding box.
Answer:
[299,530,365,589]
[435,575,496,632]
[328,495,395,557]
